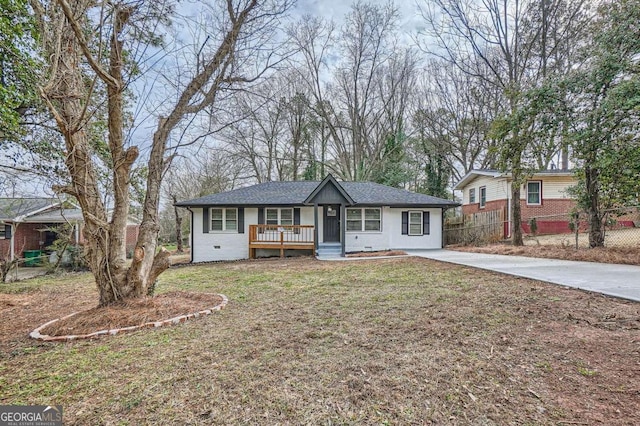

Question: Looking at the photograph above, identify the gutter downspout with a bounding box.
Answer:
[313,203,318,255]
[507,181,512,239]
[340,204,346,257]
[187,207,194,263]
[441,208,446,248]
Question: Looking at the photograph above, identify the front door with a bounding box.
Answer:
[323,205,340,242]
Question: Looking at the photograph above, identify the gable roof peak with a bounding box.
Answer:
[304,174,355,205]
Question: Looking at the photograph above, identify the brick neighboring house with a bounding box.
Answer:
[454,169,577,237]
[0,198,140,261]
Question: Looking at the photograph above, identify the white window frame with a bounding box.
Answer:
[265,208,294,226]
[408,211,423,236]
[0,225,5,239]
[346,208,381,232]
[526,181,542,205]
[210,208,237,232]
[479,186,486,208]
[469,188,476,204]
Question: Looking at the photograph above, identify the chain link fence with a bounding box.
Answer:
[523,206,640,249]
[445,206,640,248]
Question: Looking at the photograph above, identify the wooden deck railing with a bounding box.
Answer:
[248,225,315,258]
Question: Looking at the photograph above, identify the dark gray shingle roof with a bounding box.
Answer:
[176,181,458,208]
[0,198,58,220]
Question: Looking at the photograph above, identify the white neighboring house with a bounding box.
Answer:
[175,174,459,262]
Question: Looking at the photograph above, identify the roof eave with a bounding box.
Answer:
[454,170,504,190]
[13,201,63,222]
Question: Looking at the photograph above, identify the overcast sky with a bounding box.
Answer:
[4,0,428,197]
[293,0,424,38]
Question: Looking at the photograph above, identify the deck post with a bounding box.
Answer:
[314,203,319,254]
[249,225,254,259]
[280,231,284,257]
[249,224,315,258]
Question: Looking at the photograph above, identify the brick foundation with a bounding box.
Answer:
[461,200,507,216]
[520,199,576,220]
[462,198,577,237]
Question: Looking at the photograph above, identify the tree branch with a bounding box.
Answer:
[55,0,120,89]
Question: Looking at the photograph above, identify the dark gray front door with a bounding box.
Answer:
[323,205,340,242]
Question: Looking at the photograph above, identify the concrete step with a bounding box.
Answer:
[317,248,342,255]
[316,243,343,259]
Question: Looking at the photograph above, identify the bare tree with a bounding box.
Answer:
[162,151,242,247]
[32,0,292,305]
[413,60,501,182]
[418,0,587,245]
[290,2,417,182]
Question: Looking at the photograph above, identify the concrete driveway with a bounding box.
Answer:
[409,249,640,303]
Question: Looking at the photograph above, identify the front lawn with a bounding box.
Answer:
[1,257,638,424]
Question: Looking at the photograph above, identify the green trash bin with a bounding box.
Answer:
[24,250,42,267]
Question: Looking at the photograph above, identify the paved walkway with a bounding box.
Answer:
[409,249,640,303]
[5,266,47,282]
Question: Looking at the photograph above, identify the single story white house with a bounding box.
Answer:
[175,174,459,262]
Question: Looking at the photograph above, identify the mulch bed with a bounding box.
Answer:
[39,291,223,337]
[452,244,640,266]
[346,250,407,258]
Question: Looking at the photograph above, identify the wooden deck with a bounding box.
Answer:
[248,225,315,258]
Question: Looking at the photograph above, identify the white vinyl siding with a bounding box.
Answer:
[521,176,574,200]
[346,208,381,232]
[461,175,510,204]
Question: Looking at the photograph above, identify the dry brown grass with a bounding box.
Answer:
[454,243,640,265]
[528,227,640,249]
[41,291,223,337]
[1,258,639,425]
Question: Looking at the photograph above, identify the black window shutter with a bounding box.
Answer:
[294,208,300,225]
[237,208,244,233]
[401,211,408,235]
[5,224,11,239]
[294,208,301,234]
[423,211,430,235]
[258,208,264,233]
[203,208,209,233]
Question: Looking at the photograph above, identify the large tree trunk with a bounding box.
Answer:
[37,0,116,305]
[35,0,277,305]
[511,178,524,246]
[585,165,605,247]
[35,0,167,306]
[173,195,184,253]
[510,159,524,246]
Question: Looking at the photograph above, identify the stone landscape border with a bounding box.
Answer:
[29,294,229,342]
